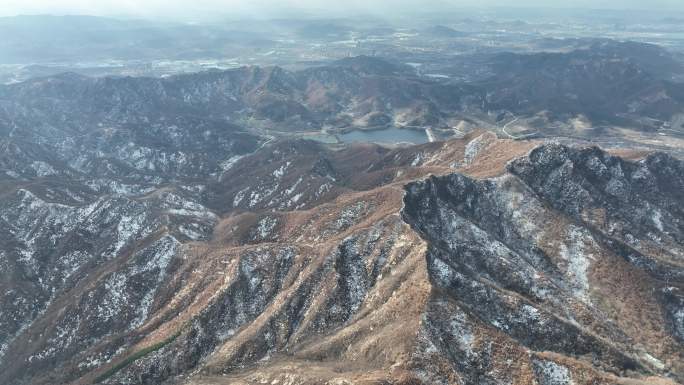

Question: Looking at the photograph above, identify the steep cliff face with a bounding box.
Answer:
[0,133,682,385]
[403,144,684,384]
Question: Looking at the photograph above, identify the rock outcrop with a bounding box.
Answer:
[1,129,682,385]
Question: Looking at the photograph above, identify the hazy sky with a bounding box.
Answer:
[2,0,683,20]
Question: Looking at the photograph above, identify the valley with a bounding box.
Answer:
[0,9,683,385]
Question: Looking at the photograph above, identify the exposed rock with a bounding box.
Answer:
[1,130,682,385]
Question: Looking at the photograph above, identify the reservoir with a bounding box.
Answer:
[339,127,429,145]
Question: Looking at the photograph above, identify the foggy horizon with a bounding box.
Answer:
[2,0,684,21]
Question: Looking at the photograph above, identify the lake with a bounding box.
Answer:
[339,127,429,145]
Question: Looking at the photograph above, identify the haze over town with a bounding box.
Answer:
[2,0,684,20]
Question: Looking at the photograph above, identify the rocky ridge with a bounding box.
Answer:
[0,129,682,385]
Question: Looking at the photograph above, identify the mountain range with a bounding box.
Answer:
[0,34,683,385]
